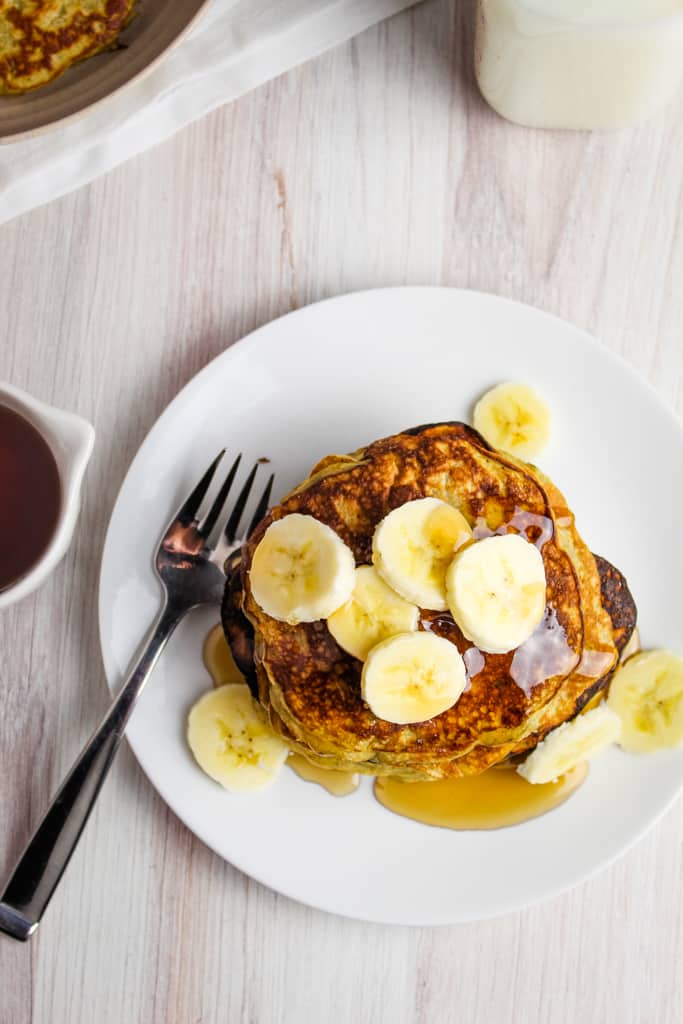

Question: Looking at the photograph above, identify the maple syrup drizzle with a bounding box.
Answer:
[575,648,616,679]
[203,624,247,687]
[473,508,554,549]
[0,404,61,592]
[463,646,485,682]
[374,761,588,830]
[287,753,360,797]
[510,606,578,696]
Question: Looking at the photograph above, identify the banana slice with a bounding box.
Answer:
[473,382,551,460]
[517,704,621,784]
[446,533,546,654]
[187,684,289,792]
[361,631,467,725]
[250,513,356,624]
[607,650,683,753]
[372,497,472,611]
[327,565,419,661]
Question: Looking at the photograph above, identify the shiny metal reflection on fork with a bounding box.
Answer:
[0,452,274,942]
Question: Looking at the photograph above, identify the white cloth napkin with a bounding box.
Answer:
[0,0,420,226]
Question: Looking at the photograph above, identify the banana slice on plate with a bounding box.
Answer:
[446,533,546,654]
[187,684,289,792]
[372,497,472,611]
[517,704,621,785]
[327,565,419,661]
[250,513,356,624]
[473,382,551,460]
[607,650,683,753]
[361,631,467,724]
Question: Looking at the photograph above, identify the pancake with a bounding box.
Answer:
[223,422,637,780]
[0,1,136,95]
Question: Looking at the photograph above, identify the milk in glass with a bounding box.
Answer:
[476,0,683,129]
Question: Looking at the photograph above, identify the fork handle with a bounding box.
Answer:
[0,602,181,941]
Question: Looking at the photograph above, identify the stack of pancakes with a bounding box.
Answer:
[223,423,636,780]
[0,1,136,94]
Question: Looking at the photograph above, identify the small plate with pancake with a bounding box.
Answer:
[0,0,210,141]
[98,288,683,925]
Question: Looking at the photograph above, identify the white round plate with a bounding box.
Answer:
[99,288,683,926]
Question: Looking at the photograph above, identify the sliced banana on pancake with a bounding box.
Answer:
[446,533,546,654]
[473,382,551,460]
[517,704,621,785]
[250,513,356,624]
[188,684,289,792]
[361,631,467,724]
[607,650,683,753]
[372,497,472,611]
[327,566,419,661]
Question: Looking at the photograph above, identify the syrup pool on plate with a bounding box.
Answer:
[374,761,588,831]
[287,754,359,797]
[0,404,61,592]
[203,624,248,687]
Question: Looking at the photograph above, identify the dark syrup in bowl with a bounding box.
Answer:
[0,404,62,592]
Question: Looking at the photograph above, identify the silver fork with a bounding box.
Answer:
[0,452,273,942]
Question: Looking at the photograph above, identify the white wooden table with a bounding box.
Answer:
[1,3,682,1021]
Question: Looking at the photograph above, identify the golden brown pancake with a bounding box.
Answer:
[0,1,136,95]
[223,423,637,780]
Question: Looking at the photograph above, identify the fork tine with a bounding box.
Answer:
[224,463,259,544]
[199,453,242,538]
[177,450,225,524]
[246,472,274,538]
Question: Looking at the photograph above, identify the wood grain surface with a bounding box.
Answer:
[0,2,682,1022]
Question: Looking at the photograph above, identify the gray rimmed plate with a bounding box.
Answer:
[0,0,210,142]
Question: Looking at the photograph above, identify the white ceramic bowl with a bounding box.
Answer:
[0,383,95,608]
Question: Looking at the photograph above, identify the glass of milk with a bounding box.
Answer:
[475,0,683,130]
